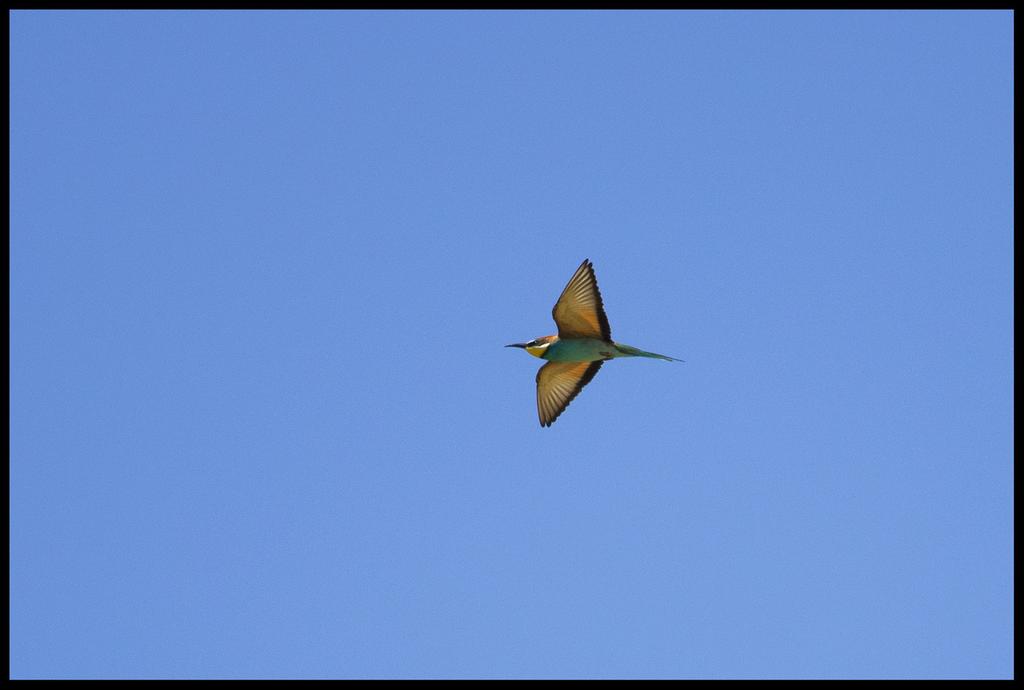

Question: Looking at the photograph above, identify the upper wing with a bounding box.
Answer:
[536,360,604,427]
[551,259,612,341]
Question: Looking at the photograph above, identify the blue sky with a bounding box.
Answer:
[10,10,1012,679]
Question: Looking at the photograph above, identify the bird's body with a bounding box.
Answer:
[529,336,676,363]
[507,259,680,427]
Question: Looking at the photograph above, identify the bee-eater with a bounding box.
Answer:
[506,258,680,427]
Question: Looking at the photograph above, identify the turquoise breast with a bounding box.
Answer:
[543,338,617,362]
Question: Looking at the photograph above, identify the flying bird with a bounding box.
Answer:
[506,259,680,427]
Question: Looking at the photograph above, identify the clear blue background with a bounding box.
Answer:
[10,10,1013,679]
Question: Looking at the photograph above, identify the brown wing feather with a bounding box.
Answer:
[535,360,604,427]
[551,259,612,341]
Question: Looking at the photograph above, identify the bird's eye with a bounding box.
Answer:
[527,340,536,347]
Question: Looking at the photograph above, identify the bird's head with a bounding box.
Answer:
[505,335,558,358]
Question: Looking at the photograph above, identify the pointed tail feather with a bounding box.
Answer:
[614,343,683,362]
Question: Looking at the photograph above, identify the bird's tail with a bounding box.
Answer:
[613,343,683,362]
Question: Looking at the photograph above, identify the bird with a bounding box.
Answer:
[506,258,680,427]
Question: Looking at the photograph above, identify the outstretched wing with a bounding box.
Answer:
[551,259,612,341]
[535,360,603,427]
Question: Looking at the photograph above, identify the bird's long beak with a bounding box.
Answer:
[505,343,527,348]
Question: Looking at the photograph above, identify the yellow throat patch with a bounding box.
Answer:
[525,344,549,358]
